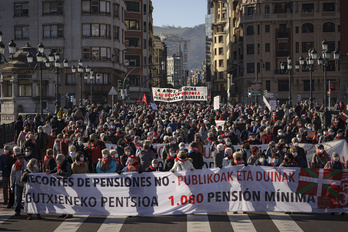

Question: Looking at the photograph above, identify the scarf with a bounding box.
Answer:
[100,158,111,172]
[14,161,24,171]
[176,157,189,162]
[317,150,327,158]
[44,155,54,164]
[167,154,176,160]
[234,158,244,165]
[335,135,343,139]
[148,165,156,171]
[128,163,140,172]
[57,163,63,173]
[79,161,86,167]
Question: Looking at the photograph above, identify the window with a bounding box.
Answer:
[265,43,270,52]
[36,81,48,97]
[218,47,223,55]
[265,62,270,71]
[218,36,223,43]
[278,80,289,92]
[274,4,282,13]
[257,43,260,54]
[222,13,226,18]
[14,2,29,16]
[49,48,64,59]
[265,25,270,33]
[3,81,12,97]
[144,4,147,15]
[125,19,140,30]
[246,25,254,35]
[304,80,314,91]
[82,24,111,37]
[18,80,32,97]
[95,73,109,85]
[125,37,140,48]
[296,42,299,53]
[66,74,76,85]
[144,22,147,32]
[323,22,335,32]
[323,3,335,12]
[326,41,335,52]
[302,42,314,52]
[82,0,111,14]
[247,44,254,54]
[302,23,314,33]
[247,63,255,73]
[43,1,63,15]
[144,39,147,49]
[129,75,140,87]
[114,26,119,40]
[247,7,254,15]
[43,25,64,38]
[15,26,29,39]
[266,80,270,91]
[219,60,223,67]
[279,43,287,51]
[83,47,111,60]
[302,3,314,12]
[257,25,260,34]
[295,26,299,33]
[125,55,141,66]
[265,5,270,14]
[113,3,119,17]
[125,1,140,12]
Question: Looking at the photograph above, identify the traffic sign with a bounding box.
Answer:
[108,86,117,95]
[137,99,141,104]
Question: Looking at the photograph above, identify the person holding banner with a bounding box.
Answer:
[121,155,145,173]
[254,152,269,166]
[10,153,27,216]
[170,151,194,172]
[230,152,245,166]
[164,148,176,171]
[96,149,117,173]
[222,147,234,167]
[324,152,345,170]
[138,141,156,170]
[279,153,298,167]
[71,151,89,174]
[146,159,161,172]
[312,144,331,169]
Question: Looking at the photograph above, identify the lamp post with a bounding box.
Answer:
[0,32,17,64]
[318,39,340,108]
[85,69,101,105]
[72,60,90,106]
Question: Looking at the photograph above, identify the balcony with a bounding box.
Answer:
[277,51,289,57]
[277,32,288,38]
[274,70,286,75]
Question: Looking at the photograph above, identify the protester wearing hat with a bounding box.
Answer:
[312,144,330,168]
[121,155,145,173]
[10,152,27,216]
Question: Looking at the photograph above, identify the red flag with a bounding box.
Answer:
[142,93,147,104]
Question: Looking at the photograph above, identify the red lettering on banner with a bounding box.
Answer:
[221,172,227,182]
[282,173,289,182]
[247,171,253,181]
[288,172,295,182]
[228,171,234,181]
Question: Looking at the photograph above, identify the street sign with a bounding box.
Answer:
[136,99,141,104]
[108,86,117,95]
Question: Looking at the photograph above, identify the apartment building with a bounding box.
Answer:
[0,0,127,122]
[124,0,154,102]
[210,0,341,105]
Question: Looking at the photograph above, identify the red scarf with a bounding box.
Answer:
[333,121,339,128]
[79,161,86,167]
[167,154,176,160]
[57,163,63,173]
[335,135,343,139]
[102,157,110,165]
[317,150,328,158]
[176,157,189,162]
[148,165,156,170]
[234,159,244,165]
[44,155,54,164]
[14,161,24,171]
[128,163,140,172]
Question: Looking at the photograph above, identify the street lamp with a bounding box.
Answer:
[0,33,17,64]
[298,48,316,109]
[84,69,101,105]
[319,39,340,108]
[72,59,90,106]
[280,56,294,105]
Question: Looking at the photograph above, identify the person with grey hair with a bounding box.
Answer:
[324,152,345,170]
[212,143,225,168]
[46,154,72,177]
[222,147,233,167]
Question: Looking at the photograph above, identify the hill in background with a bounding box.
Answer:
[154,24,206,69]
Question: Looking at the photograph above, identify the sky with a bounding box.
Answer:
[151,0,206,27]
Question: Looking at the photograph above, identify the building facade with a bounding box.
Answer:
[210,0,341,106]
[124,0,154,102]
[0,0,127,122]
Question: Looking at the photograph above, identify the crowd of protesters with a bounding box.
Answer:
[1,100,348,218]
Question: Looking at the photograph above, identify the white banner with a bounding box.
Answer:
[152,87,207,102]
[25,166,348,216]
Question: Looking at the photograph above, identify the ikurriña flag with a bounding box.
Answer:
[339,109,348,123]
[296,168,342,198]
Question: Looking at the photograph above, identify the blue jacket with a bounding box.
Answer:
[96,158,117,173]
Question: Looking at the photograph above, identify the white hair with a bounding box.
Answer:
[217,143,225,152]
